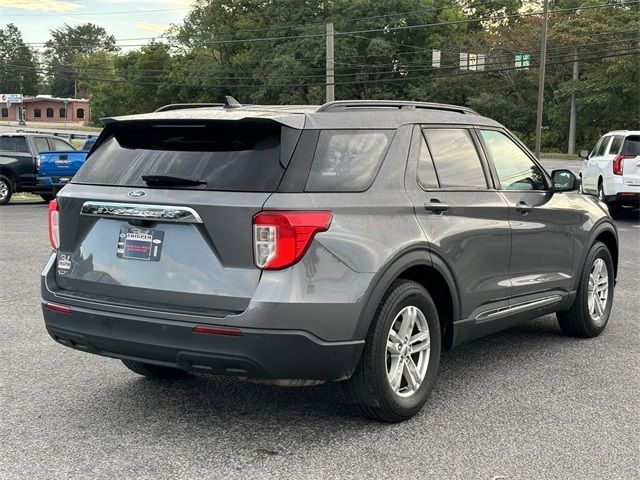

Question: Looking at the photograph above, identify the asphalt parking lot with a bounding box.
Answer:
[1,160,638,479]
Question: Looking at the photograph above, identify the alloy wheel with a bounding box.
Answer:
[587,258,609,326]
[0,180,8,201]
[386,305,431,397]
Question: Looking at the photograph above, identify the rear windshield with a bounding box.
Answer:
[622,135,640,156]
[0,136,28,152]
[73,122,285,191]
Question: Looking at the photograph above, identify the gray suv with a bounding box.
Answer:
[41,99,618,422]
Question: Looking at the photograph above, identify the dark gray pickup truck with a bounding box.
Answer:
[0,133,75,204]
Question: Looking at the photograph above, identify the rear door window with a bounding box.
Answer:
[305,130,392,192]
[0,136,28,152]
[416,131,439,189]
[73,122,286,192]
[422,128,487,189]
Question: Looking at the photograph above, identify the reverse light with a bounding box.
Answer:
[48,199,60,250]
[612,155,630,176]
[253,211,333,270]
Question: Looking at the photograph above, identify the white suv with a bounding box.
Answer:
[579,130,640,208]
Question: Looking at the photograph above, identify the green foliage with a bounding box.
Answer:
[44,23,118,97]
[0,24,38,95]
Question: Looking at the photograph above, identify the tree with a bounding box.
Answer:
[0,24,39,95]
[44,23,117,97]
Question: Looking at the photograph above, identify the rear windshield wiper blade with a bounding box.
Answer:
[141,174,206,186]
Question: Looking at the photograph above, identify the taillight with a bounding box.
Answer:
[253,211,332,270]
[48,199,59,249]
[612,155,630,175]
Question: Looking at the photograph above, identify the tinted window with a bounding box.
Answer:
[1,108,8,118]
[596,136,610,156]
[34,137,50,153]
[622,135,640,156]
[51,138,73,150]
[0,136,28,152]
[422,128,487,189]
[608,136,624,155]
[480,130,547,191]
[73,122,286,192]
[417,131,439,189]
[46,108,54,118]
[34,107,41,118]
[305,130,392,192]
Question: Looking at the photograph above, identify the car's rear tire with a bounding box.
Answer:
[0,175,12,205]
[121,359,189,379]
[557,241,614,337]
[40,193,56,202]
[597,181,607,204]
[343,279,441,423]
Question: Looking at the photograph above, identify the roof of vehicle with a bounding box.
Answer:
[603,130,640,136]
[105,100,503,130]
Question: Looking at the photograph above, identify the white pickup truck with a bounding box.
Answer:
[579,130,640,209]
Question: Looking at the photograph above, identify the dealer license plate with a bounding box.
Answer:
[117,227,164,261]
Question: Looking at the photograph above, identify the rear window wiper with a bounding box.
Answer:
[141,174,207,187]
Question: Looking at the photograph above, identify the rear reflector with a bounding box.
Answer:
[45,303,72,314]
[620,192,635,197]
[253,210,332,270]
[192,325,243,336]
[48,200,60,249]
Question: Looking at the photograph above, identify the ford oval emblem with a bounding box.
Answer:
[128,190,146,199]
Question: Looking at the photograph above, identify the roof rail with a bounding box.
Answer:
[155,103,224,112]
[317,100,478,115]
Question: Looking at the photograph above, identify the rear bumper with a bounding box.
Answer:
[609,192,640,206]
[37,176,71,188]
[43,304,363,380]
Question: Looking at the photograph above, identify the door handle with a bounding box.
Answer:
[516,200,533,214]
[424,199,450,214]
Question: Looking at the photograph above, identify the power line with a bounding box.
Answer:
[10,37,637,82]
[21,1,640,49]
[4,47,637,89]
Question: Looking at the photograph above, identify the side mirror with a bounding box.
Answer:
[578,150,589,159]
[552,169,580,192]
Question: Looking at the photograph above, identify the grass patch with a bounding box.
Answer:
[11,193,44,203]
[541,152,582,161]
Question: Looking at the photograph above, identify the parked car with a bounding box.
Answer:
[0,133,75,204]
[41,99,619,422]
[579,130,640,209]
[37,137,96,194]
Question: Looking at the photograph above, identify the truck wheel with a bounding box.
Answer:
[557,241,614,337]
[0,175,12,205]
[40,193,56,202]
[121,359,189,379]
[343,279,441,423]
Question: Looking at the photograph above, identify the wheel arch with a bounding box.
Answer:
[576,221,619,289]
[354,244,461,350]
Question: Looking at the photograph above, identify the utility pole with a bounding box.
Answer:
[18,74,26,126]
[326,22,335,102]
[534,0,549,158]
[568,47,579,155]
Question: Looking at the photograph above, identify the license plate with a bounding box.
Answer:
[117,227,164,261]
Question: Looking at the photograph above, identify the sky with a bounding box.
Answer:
[0,0,193,49]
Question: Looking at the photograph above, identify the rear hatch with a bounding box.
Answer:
[621,135,640,186]
[54,119,301,316]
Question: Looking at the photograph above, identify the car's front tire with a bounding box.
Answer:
[0,175,12,205]
[344,279,441,423]
[557,241,614,337]
[121,359,189,379]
